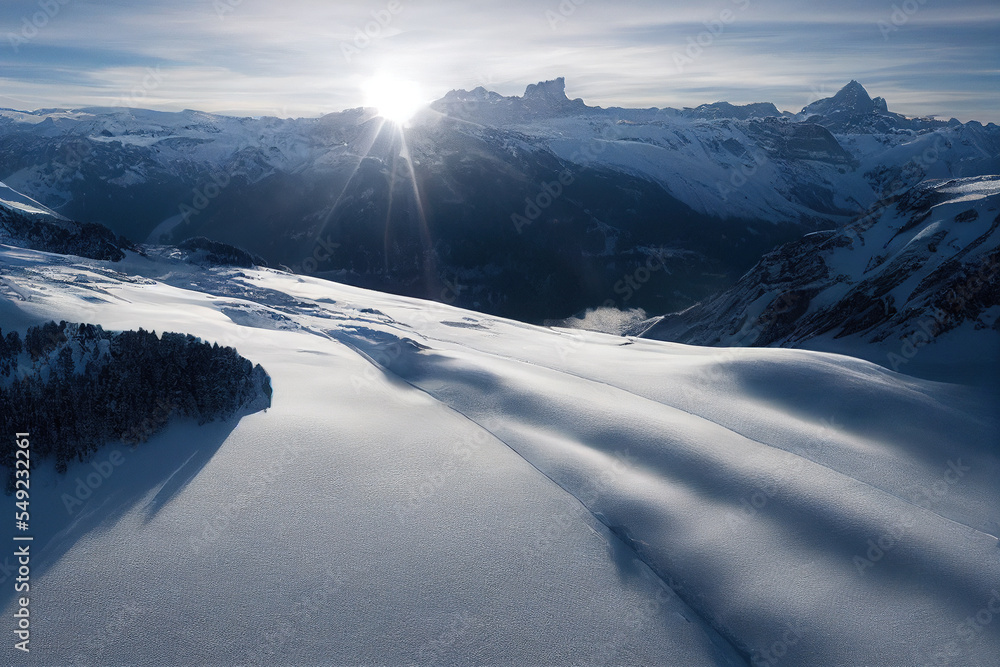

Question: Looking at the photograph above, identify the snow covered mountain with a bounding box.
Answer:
[636,176,1000,384]
[0,242,997,665]
[0,180,133,261]
[0,181,64,219]
[1,80,997,321]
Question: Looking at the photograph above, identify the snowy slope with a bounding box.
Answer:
[0,181,63,219]
[0,181,132,261]
[0,245,997,665]
[638,176,1000,384]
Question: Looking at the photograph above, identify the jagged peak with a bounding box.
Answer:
[842,79,868,93]
[687,100,782,120]
[524,77,568,100]
[833,80,873,107]
[431,77,586,121]
[802,80,876,117]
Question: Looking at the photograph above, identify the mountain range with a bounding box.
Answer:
[2,79,998,322]
[1,78,998,665]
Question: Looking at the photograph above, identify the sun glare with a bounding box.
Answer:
[363,74,425,125]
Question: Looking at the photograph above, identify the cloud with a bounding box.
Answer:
[0,0,997,121]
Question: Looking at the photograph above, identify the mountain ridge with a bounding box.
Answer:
[1,79,997,322]
[635,175,1000,384]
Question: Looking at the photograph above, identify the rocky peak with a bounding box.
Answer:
[802,80,875,117]
[432,77,587,122]
[522,77,588,114]
[686,101,783,120]
[524,77,569,102]
[834,80,875,114]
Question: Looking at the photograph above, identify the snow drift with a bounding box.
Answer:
[0,243,997,665]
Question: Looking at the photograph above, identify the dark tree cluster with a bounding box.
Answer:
[0,321,271,487]
[179,236,267,268]
[0,206,134,261]
[0,329,22,378]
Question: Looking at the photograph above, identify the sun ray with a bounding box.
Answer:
[397,125,437,290]
[310,115,386,270]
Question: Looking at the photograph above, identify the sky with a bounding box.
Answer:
[0,0,997,122]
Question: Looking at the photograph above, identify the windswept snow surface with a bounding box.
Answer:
[0,181,63,219]
[1,245,998,666]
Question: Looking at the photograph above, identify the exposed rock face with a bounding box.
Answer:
[433,77,588,123]
[685,101,784,121]
[637,177,1000,365]
[803,80,875,118]
[0,202,132,261]
[744,117,855,166]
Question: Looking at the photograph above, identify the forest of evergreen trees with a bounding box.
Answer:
[0,206,133,261]
[0,321,271,487]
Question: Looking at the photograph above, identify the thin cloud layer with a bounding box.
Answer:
[1,0,997,121]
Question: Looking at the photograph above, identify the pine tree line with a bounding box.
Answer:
[0,321,272,488]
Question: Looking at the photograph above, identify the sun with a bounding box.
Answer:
[363,74,426,125]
